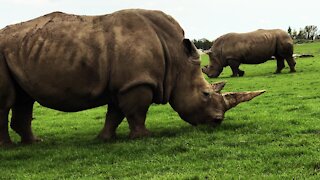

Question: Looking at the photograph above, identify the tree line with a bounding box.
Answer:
[288,25,319,42]
[192,38,212,50]
[193,25,320,50]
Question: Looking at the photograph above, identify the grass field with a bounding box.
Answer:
[1,42,320,179]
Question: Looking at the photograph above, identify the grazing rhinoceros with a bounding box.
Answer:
[0,9,265,145]
[202,29,296,78]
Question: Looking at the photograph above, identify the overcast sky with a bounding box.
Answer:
[0,0,319,40]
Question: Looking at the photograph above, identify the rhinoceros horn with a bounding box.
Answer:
[211,81,226,93]
[222,90,265,110]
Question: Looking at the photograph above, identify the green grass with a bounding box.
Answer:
[1,42,320,179]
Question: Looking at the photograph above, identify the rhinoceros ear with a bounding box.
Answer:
[183,39,199,58]
[222,90,265,110]
[211,81,226,93]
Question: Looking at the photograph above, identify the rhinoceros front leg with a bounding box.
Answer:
[10,99,42,144]
[228,59,245,77]
[118,85,153,139]
[275,57,285,74]
[97,105,124,141]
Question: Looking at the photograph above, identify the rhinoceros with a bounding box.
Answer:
[202,29,296,78]
[0,9,265,145]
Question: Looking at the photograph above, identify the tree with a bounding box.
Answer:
[304,25,318,40]
[192,38,212,50]
[292,29,297,39]
[296,28,306,40]
[287,26,292,37]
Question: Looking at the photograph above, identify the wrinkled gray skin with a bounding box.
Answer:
[202,29,296,78]
[0,9,265,145]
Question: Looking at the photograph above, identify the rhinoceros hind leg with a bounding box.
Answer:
[0,109,13,146]
[118,85,153,139]
[97,104,124,141]
[286,56,296,73]
[10,98,41,144]
[275,57,285,74]
[0,55,16,146]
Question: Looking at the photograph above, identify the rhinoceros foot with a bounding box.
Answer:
[239,70,245,77]
[21,136,43,144]
[0,139,13,147]
[96,132,117,142]
[129,128,151,139]
[0,132,13,146]
[10,122,43,144]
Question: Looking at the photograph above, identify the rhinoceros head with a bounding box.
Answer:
[176,81,265,126]
[201,50,223,78]
[170,39,265,126]
[202,64,222,78]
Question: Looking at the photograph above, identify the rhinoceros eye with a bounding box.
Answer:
[202,91,211,98]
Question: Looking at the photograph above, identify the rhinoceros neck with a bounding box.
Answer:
[169,64,208,115]
[154,37,179,105]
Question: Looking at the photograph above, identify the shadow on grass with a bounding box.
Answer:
[2,126,192,149]
[1,120,259,154]
[207,69,303,80]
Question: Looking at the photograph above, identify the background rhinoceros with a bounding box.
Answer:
[202,29,296,78]
[0,9,264,145]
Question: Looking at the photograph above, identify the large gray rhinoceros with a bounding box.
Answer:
[202,29,296,78]
[0,9,265,145]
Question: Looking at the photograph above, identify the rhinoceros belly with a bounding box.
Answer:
[241,42,275,64]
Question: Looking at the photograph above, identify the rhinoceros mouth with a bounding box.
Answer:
[202,114,224,127]
[202,65,220,78]
[180,113,224,126]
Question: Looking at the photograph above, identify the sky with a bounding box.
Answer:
[0,0,319,40]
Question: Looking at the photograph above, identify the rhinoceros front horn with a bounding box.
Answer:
[222,90,266,110]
